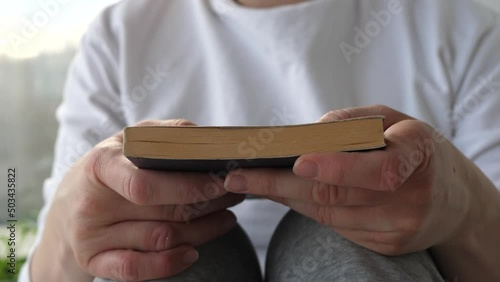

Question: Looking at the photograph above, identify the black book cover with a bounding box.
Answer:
[127,156,298,172]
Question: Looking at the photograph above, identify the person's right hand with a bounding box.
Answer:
[32,119,244,282]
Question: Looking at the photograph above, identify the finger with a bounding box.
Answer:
[115,192,245,222]
[113,119,197,143]
[88,210,237,256]
[267,198,401,232]
[224,169,393,206]
[87,245,198,281]
[333,228,414,256]
[317,105,414,130]
[294,120,434,191]
[91,119,225,206]
[135,119,197,127]
[90,146,230,205]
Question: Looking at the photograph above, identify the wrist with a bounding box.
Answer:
[31,207,93,282]
[431,154,500,280]
[451,160,500,244]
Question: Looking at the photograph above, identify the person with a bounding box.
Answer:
[20,0,500,281]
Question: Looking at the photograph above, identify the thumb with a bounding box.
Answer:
[115,119,196,141]
[134,119,197,127]
[318,105,414,130]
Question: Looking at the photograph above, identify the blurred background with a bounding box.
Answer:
[0,0,120,222]
[0,0,499,265]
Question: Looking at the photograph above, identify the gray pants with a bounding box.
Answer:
[95,211,444,282]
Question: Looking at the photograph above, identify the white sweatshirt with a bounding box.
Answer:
[20,0,500,280]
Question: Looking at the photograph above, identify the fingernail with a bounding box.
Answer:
[183,250,199,264]
[294,160,318,178]
[224,175,248,193]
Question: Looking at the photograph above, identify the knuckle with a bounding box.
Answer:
[331,185,347,206]
[311,182,343,206]
[325,109,353,121]
[84,144,119,186]
[172,119,194,126]
[262,174,278,196]
[411,120,430,133]
[123,173,151,205]
[311,182,329,205]
[379,153,401,191]
[84,149,104,185]
[334,109,353,120]
[145,224,174,251]
[374,104,390,113]
[135,119,157,127]
[315,207,334,226]
[115,253,140,281]
[333,160,347,186]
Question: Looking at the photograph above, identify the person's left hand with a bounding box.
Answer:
[224,105,477,256]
